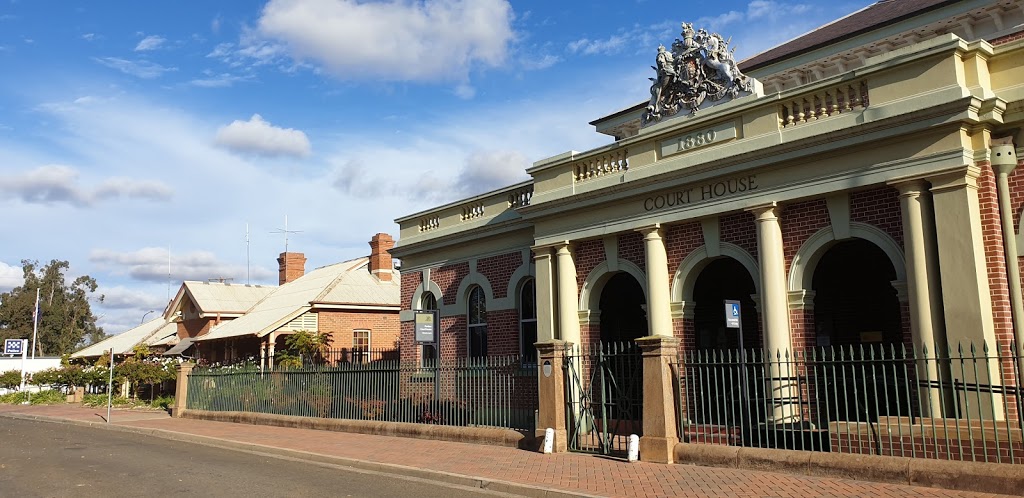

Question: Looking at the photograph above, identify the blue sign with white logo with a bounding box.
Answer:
[4,339,24,355]
[724,300,741,329]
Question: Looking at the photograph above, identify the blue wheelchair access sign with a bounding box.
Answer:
[724,300,741,329]
[4,338,25,355]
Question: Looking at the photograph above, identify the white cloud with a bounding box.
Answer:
[0,165,173,207]
[243,0,515,82]
[455,150,530,195]
[82,33,97,42]
[94,57,177,79]
[90,247,274,283]
[214,114,312,158]
[567,34,629,56]
[0,261,23,293]
[96,285,167,310]
[134,35,166,51]
[189,73,251,88]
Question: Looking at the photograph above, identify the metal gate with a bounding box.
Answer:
[564,341,643,455]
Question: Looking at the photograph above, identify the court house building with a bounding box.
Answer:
[391,0,1024,461]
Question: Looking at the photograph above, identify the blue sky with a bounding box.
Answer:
[0,0,874,336]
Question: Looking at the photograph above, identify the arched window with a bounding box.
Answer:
[467,286,487,358]
[519,279,537,364]
[420,292,437,366]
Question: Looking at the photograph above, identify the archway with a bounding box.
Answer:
[692,257,759,351]
[687,257,760,430]
[812,238,908,421]
[812,239,901,348]
[598,272,648,344]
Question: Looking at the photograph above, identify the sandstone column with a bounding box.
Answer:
[639,225,673,338]
[534,340,570,452]
[636,335,680,463]
[893,180,948,416]
[533,247,556,343]
[173,362,195,418]
[929,166,1002,419]
[555,243,581,346]
[749,203,798,424]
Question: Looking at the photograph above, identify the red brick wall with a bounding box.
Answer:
[400,271,421,311]
[574,239,606,293]
[433,262,469,306]
[178,318,215,339]
[441,315,467,360]
[319,309,401,351]
[850,187,904,249]
[977,162,1020,419]
[719,212,758,261]
[618,231,646,270]
[991,29,1024,45]
[477,252,523,299]
[781,198,831,277]
[665,222,704,286]
[486,309,520,356]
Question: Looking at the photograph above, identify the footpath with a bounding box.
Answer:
[0,404,1014,498]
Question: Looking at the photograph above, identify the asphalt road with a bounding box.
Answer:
[0,418,514,497]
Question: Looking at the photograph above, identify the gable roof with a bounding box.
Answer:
[165,281,275,319]
[739,0,957,72]
[72,318,178,358]
[196,257,399,342]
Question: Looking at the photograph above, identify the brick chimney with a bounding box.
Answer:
[277,252,306,285]
[368,233,395,282]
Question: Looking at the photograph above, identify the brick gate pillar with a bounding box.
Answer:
[535,340,570,452]
[173,362,195,418]
[636,335,680,463]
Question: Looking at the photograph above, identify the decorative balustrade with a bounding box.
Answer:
[507,185,533,208]
[419,215,439,232]
[779,80,869,128]
[573,149,628,182]
[461,202,485,221]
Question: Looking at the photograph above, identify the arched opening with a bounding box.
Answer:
[692,258,759,351]
[812,239,901,348]
[598,272,648,344]
[687,257,760,430]
[811,238,909,421]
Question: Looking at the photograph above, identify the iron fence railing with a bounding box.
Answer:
[678,341,1024,464]
[564,342,644,455]
[186,354,537,431]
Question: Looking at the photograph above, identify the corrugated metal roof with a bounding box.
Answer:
[183,281,275,314]
[198,257,399,342]
[72,319,177,358]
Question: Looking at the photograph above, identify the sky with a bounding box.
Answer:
[0,0,875,337]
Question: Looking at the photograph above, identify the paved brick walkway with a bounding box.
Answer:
[0,404,1015,498]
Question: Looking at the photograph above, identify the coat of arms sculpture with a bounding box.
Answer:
[643,22,760,126]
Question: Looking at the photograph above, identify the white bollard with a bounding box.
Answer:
[627,434,639,462]
[543,427,554,454]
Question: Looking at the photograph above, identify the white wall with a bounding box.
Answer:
[0,357,62,375]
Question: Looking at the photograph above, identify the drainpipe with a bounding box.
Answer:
[991,141,1024,371]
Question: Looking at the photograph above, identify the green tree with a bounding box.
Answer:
[284,330,333,365]
[0,370,22,390]
[0,259,106,356]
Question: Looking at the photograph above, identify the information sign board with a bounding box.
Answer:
[415,310,437,343]
[4,339,24,355]
[724,300,741,329]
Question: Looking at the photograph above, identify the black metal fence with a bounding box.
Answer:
[564,342,644,455]
[187,354,537,432]
[679,342,1024,464]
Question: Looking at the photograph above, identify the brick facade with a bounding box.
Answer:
[573,239,606,293]
[477,252,523,299]
[719,212,758,261]
[433,262,469,306]
[318,309,401,352]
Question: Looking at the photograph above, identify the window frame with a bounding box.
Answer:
[519,278,538,365]
[353,329,371,364]
[467,286,487,359]
[419,292,438,367]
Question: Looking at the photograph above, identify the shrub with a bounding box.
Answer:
[0,389,65,405]
[0,370,22,390]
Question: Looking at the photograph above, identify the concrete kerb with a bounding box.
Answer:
[0,411,593,498]
[675,442,1024,496]
[181,409,534,448]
